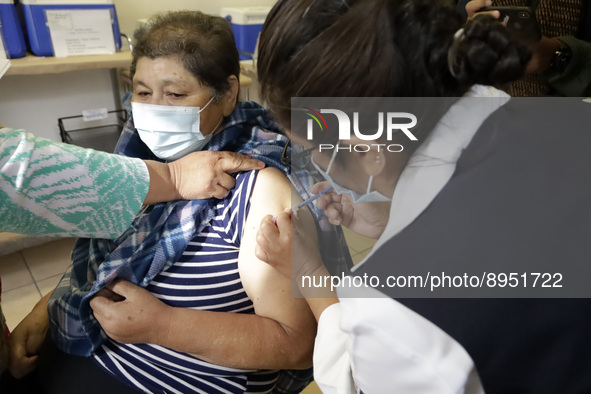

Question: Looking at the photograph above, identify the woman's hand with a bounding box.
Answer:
[312,182,389,240]
[7,293,51,379]
[90,280,172,345]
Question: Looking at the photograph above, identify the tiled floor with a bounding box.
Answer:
[302,381,322,394]
[343,227,377,265]
[0,238,76,331]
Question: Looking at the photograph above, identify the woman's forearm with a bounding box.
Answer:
[155,307,313,370]
[91,279,314,370]
[28,291,52,326]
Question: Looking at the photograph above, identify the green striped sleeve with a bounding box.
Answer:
[0,128,149,239]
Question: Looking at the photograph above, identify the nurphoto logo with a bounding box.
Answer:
[305,108,418,153]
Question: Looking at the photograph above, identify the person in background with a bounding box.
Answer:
[0,121,263,377]
[460,0,591,96]
[4,11,329,394]
[255,0,591,392]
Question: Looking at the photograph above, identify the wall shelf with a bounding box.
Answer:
[5,51,253,87]
[5,51,134,76]
[4,51,252,110]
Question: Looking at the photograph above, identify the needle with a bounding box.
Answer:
[271,186,334,224]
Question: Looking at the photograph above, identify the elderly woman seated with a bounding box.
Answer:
[4,11,345,394]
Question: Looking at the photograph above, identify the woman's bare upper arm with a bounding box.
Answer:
[238,167,316,337]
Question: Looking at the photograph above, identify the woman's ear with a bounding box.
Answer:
[222,75,240,117]
[360,149,386,177]
[348,135,386,177]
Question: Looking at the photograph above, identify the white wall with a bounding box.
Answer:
[115,0,277,37]
[0,70,116,141]
[0,0,276,142]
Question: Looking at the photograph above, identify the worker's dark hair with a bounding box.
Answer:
[258,0,531,129]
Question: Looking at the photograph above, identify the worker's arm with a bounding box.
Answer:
[0,128,263,238]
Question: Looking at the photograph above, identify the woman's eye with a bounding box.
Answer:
[167,92,186,98]
[136,91,151,97]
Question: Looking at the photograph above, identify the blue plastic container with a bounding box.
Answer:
[19,0,121,57]
[221,7,270,61]
[0,0,27,58]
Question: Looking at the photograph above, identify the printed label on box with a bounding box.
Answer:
[82,107,108,122]
[46,9,115,57]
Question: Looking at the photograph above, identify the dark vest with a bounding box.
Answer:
[354,98,591,393]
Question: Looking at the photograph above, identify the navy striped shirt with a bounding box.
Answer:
[94,170,279,393]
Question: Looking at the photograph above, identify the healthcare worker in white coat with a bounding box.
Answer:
[255,0,591,393]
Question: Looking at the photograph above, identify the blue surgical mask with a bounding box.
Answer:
[311,147,392,203]
[132,97,215,161]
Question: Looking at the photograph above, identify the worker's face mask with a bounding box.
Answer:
[131,97,215,161]
[312,147,392,204]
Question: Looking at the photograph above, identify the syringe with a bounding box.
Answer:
[291,186,334,214]
[271,186,334,224]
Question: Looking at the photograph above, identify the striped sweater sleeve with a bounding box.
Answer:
[0,128,149,239]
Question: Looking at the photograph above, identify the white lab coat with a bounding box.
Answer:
[312,85,509,394]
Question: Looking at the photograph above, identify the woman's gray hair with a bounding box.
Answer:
[130,11,240,101]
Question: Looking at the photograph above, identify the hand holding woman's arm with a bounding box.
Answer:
[143,151,265,204]
[0,128,263,238]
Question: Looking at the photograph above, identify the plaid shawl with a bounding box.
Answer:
[47,98,352,358]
